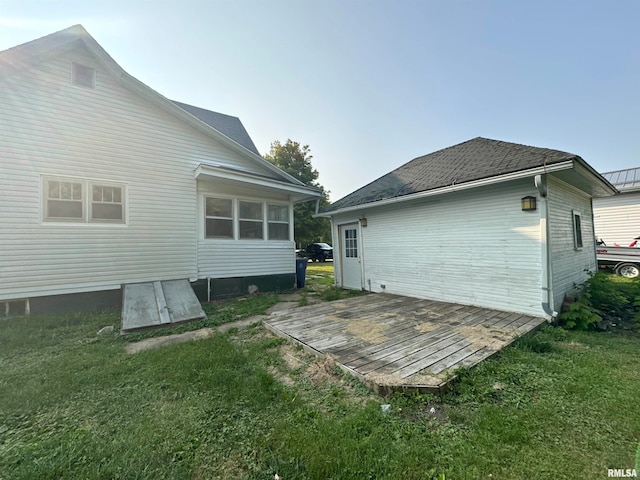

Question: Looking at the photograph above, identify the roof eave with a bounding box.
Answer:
[195,164,322,203]
[317,161,576,217]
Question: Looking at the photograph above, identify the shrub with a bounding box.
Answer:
[559,272,640,330]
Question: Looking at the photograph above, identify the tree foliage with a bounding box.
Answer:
[264,139,331,247]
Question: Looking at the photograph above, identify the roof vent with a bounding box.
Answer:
[72,62,95,89]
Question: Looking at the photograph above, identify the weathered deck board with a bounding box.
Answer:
[263,293,547,394]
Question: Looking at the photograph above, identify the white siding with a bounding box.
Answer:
[547,176,596,310]
[0,46,278,300]
[593,192,640,246]
[196,180,296,278]
[333,179,546,316]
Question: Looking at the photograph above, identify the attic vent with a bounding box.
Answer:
[72,62,95,88]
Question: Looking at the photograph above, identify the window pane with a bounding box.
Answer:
[206,218,233,238]
[206,198,232,217]
[574,214,583,248]
[268,223,289,240]
[103,187,113,202]
[93,185,102,201]
[92,203,122,220]
[49,181,60,199]
[113,188,121,203]
[268,204,288,222]
[48,199,82,218]
[240,220,263,239]
[239,201,262,220]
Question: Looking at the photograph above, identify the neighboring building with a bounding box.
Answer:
[0,25,320,315]
[318,137,616,319]
[593,168,640,246]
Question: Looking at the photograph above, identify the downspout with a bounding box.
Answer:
[535,174,557,319]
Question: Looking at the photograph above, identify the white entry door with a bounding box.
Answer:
[340,223,362,289]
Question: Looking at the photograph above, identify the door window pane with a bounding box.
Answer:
[345,228,358,258]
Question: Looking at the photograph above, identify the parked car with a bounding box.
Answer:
[302,243,333,262]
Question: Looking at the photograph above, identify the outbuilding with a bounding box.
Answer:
[593,167,640,246]
[318,138,616,319]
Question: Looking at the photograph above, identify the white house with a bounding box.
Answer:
[0,25,320,315]
[593,167,640,246]
[318,138,616,319]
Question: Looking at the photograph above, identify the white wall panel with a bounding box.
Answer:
[547,176,596,310]
[593,192,640,246]
[332,179,546,316]
[0,45,280,300]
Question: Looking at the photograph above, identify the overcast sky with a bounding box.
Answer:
[2,1,639,201]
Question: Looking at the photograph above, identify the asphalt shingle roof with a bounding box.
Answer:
[601,167,640,192]
[172,101,260,155]
[323,137,580,213]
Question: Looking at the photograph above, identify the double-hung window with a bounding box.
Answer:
[204,197,290,241]
[205,198,233,238]
[45,180,84,221]
[43,177,125,224]
[268,204,290,240]
[91,184,124,222]
[239,201,263,239]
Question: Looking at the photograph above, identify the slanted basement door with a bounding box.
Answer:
[121,279,206,333]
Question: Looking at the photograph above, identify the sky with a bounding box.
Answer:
[1,0,639,201]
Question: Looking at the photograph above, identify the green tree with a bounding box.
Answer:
[264,139,331,247]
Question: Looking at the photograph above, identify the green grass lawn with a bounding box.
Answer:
[1,270,639,479]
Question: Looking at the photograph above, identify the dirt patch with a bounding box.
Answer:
[125,328,214,354]
[345,319,389,343]
[454,325,512,350]
[306,354,340,385]
[415,322,441,334]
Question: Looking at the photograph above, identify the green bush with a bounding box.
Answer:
[559,272,640,330]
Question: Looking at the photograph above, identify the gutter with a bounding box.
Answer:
[317,161,575,218]
[535,174,557,319]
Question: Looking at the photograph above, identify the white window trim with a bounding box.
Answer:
[238,200,264,240]
[204,196,235,239]
[572,210,583,250]
[267,203,291,241]
[203,196,292,242]
[42,175,127,226]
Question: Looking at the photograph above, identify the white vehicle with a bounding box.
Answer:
[596,236,640,278]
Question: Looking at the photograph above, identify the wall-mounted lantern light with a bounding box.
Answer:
[521,196,537,212]
[359,217,368,227]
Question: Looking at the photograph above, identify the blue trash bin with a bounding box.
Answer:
[296,258,308,288]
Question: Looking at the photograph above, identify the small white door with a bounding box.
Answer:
[340,223,362,289]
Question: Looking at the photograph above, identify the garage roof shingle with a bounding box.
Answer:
[323,137,579,213]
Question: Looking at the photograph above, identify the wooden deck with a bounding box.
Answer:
[263,293,547,394]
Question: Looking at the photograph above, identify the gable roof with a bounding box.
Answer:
[601,167,640,193]
[322,137,613,214]
[0,25,316,194]
[172,101,260,155]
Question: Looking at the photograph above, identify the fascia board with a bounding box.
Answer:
[316,161,575,217]
[195,164,321,202]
